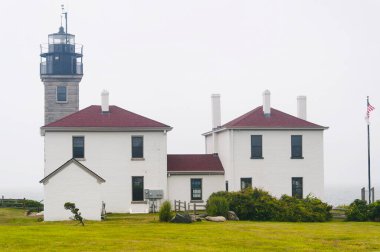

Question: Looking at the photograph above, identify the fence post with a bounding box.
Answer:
[184,201,187,212]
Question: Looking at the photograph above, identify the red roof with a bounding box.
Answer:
[43,105,171,128]
[222,106,326,129]
[167,154,224,173]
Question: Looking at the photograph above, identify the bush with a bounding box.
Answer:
[369,201,380,221]
[346,199,369,221]
[23,199,43,208]
[346,200,380,222]
[208,188,332,222]
[229,188,282,221]
[206,196,229,217]
[159,200,173,222]
[279,195,332,222]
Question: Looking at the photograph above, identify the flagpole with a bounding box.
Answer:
[367,96,372,204]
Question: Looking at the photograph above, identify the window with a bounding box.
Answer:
[56,86,67,102]
[292,177,303,199]
[240,177,252,190]
[251,135,263,158]
[225,181,229,192]
[132,136,143,158]
[291,135,303,159]
[72,136,84,159]
[132,176,144,201]
[191,179,202,201]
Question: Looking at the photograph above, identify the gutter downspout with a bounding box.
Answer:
[230,129,235,191]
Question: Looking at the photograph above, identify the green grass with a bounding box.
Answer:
[1,208,380,251]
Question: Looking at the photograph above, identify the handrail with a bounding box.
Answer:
[40,43,83,55]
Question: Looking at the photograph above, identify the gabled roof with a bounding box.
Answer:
[39,158,106,184]
[223,106,326,129]
[42,105,172,130]
[204,106,327,135]
[167,154,225,175]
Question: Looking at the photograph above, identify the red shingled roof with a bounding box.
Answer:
[167,154,224,173]
[43,105,171,128]
[222,106,326,129]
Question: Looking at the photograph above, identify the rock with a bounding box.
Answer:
[189,214,202,222]
[227,211,239,221]
[170,213,192,223]
[35,211,44,216]
[205,216,226,222]
[190,214,197,222]
[199,213,208,218]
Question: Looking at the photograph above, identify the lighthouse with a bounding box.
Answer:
[40,8,83,125]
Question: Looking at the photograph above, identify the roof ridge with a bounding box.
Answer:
[42,105,172,129]
[223,106,262,127]
[270,107,325,127]
[220,105,326,129]
[111,105,171,128]
[43,105,94,127]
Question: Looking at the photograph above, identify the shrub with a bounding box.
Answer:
[304,195,333,221]
[159,200,173,222]
[369,201,380,221]
[206,196,229,217]
[227,188,281,221]
[208,188,332,222]
[279,195,332,222]
[346,199,369,221]
[23,199,44,209]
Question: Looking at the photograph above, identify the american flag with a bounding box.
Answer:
[367,103,375,118]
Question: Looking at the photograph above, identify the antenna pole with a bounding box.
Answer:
[367,96,372,203]
[61,5,68,43]
[65,12,68,35]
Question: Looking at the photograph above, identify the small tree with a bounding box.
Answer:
[159,200,173,222]
[64,202,85,226]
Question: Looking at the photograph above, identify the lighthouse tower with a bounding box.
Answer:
[40,9,83,125]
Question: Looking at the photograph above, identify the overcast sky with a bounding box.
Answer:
[1,0,380,200]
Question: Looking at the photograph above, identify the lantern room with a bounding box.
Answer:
[40,26,83,76]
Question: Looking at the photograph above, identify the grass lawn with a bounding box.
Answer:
[0,208,380,251]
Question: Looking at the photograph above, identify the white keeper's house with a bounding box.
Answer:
[39,19,327,221]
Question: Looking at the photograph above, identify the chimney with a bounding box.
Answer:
[211,94,221,129]
[101,90,109,113]
[297,96,307,120]
[263,90,271,116]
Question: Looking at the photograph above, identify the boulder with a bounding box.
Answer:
[205,216,226,222]
[35,211,44,216]
[199,213,208,218]
[190,215,202,222]
[227,211,239,221]
[170,213,192,223]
